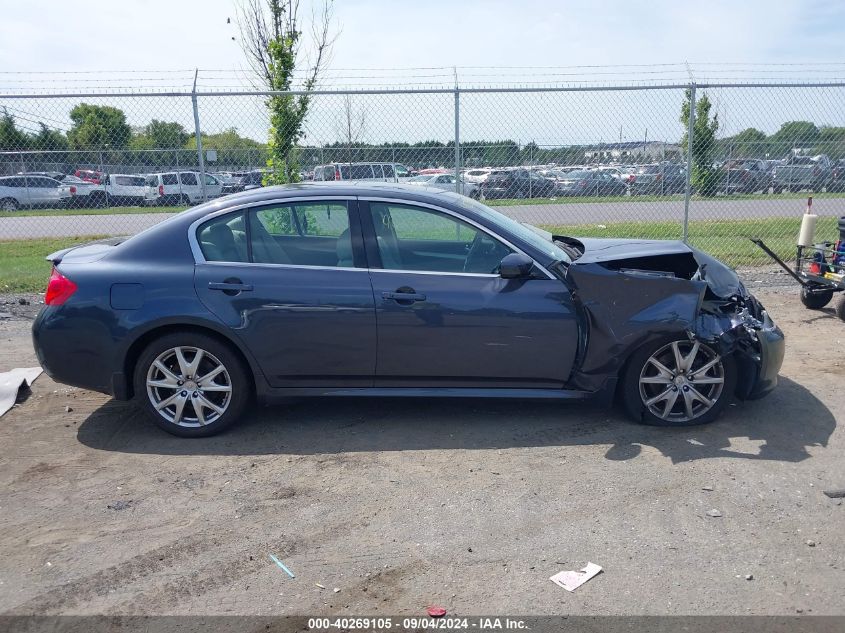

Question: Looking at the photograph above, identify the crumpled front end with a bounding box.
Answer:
[694,290,784,400]
[558,237,785,400]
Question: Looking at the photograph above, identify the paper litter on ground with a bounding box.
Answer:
[549,562,603,592]
[0,367,42,417]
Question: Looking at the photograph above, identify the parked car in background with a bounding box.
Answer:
[629,163,686,195]
[75,169,104,185]
[59,175,97,208]
[597,166,635,186]
[0,175,68,210]
[771,155,833,192]
[462,168,492,184]
[553,170,628,197]
[54,174,146,208]
[830,159,845,192]
[311,162,412,182]
[480,169,555,199]
[31,183,784,437]
[717,159,770,194]
[19,171,69,182]
[145,171,223,206]
[406,173,479,198]
[222,170,266,195]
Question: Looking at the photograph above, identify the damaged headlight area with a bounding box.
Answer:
[561,237,785,402]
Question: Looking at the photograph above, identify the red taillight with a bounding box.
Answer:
[69,185,77,195]
[158,184,164,196]
[45,268,77,306]
[628,175,636,183]
[334,167,341,181]
[655,173,663,181]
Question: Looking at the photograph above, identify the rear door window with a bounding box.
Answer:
[382,164,395,178]
[162,174,178,185]
[179,173,198,186]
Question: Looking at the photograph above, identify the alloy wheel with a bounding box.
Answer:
[638,340,725,423]
[146,346,232,427]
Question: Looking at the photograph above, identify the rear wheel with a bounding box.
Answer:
[133,332,251,437]
[800,285,833,309]
[180,194,191,206]
[622,339,736,426]
[0,198,18,211]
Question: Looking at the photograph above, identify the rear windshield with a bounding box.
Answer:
[636,165,660,174]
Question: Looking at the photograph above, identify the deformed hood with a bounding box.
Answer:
[565,237,742,299]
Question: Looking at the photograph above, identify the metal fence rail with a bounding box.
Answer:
[2,81,844,267]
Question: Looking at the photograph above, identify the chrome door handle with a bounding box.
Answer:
[382,291,426,302]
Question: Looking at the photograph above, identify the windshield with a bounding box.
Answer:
[408,175,432,183]
[452,195,572,264]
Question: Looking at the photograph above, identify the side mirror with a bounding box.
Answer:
[499,252,535,279]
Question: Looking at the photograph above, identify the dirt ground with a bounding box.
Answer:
[0,267,843,617]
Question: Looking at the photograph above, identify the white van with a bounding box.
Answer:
[145,171,223,205]
[311,162,412,183]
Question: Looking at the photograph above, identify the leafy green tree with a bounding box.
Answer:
[146,120,189,148]
[680,89,719,196]
[0,108,30,150]
[817,126,845,159]
[31,123,69,151]
[67,103,131,150]
[237,0,334,184]
[768,121,819,157]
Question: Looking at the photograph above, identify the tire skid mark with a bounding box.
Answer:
[4,534,219,614]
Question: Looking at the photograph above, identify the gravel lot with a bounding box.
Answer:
[0,271,843,617]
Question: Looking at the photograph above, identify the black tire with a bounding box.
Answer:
[133,331,252,437]
[835,294,845,322]
[800,285,833,310]
[621,338,736,427]
[0,197,18,212]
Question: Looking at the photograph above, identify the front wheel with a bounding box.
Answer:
[621,339,736,426]
[134,332,251,437]
[0,198,18,211]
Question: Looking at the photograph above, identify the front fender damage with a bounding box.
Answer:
[563,252,775,399]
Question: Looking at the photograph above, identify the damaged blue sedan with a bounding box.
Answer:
[32,184,784,437]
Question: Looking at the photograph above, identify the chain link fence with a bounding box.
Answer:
[2,82,844,267]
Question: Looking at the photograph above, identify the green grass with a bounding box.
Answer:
[3,190,844,216]
[0,205,185,218]
[0,236,109,293]
[0,217,833,293]
[486,191,845,207]
[538,216,837,267]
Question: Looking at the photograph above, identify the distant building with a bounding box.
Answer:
[583,141,680,161]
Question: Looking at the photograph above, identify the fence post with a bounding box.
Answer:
[453,87,461,193]
[683,83,696,243]
[192,69,208,203]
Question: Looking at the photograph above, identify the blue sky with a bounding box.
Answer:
[1,1,845,145]
[2,0,844,77]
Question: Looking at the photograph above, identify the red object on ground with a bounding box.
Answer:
[426,606,447,618]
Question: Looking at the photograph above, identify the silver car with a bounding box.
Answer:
[0,175,68,210]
